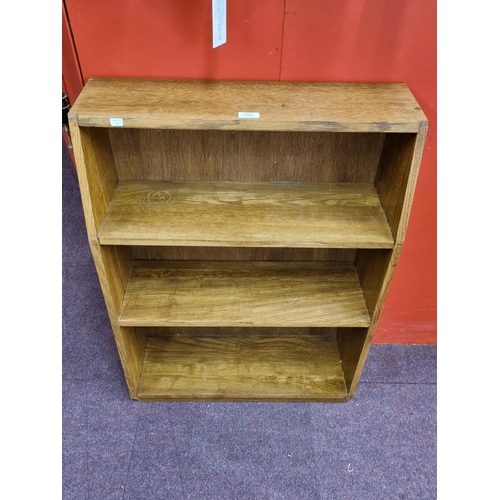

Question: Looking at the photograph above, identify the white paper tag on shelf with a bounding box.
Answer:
[212,0,226,48]
[238,112,260,119]
[110,118,124,127]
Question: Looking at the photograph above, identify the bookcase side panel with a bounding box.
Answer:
[69,125,118,236]
[70,122,146,398]
[336,327,369,395]
[393,125,428,242]
[89,241,147,398]
[375,127,427,242]
[339,243,403,396]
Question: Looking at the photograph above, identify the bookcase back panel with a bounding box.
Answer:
[131,246,356,262]
[109,129,386,183]
[138,327,338,338]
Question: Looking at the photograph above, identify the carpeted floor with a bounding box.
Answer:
[62,141,436,500]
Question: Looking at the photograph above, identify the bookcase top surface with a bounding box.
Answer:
[69,78,427,133]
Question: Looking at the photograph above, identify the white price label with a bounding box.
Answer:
[238,112,260,119]
[110,118,124,127]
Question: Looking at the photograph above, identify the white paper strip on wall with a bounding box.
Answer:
[212,0,226,48]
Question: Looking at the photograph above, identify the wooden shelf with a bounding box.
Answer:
[99,180,394,249]
[137,332,348,402]
[69,78,426,133]
[119,261,370,327]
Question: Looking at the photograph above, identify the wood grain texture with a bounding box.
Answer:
[355,247,401,321]
[109,129,385,183]
[375,127,427,242]
[69,124,118,237]
[85,239,146,399]
[119,261,370,328]
[138,326,337,338]
[69,119,146,399]
[68,78,427,132]
[336,327,368,394]
[393,126,428,242]
[99,181,394,248]
[338,127,429,390]
[131,247,356,262]
[138,332,347,402]
[339,243,404,396]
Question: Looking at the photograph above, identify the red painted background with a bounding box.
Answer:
[62,0,436,344]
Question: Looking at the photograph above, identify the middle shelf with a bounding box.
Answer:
[98,180,394,248]
[119,261,370,328]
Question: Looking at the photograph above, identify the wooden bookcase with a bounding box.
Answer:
[69,78,427,402]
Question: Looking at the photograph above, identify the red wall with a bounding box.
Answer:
[63,0,436,343]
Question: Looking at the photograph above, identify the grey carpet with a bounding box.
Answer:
[62,140,436,500]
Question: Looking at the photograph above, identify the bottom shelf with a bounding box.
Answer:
[137,330,348,402]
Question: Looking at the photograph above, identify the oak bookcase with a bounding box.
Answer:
[69,78,427,402]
